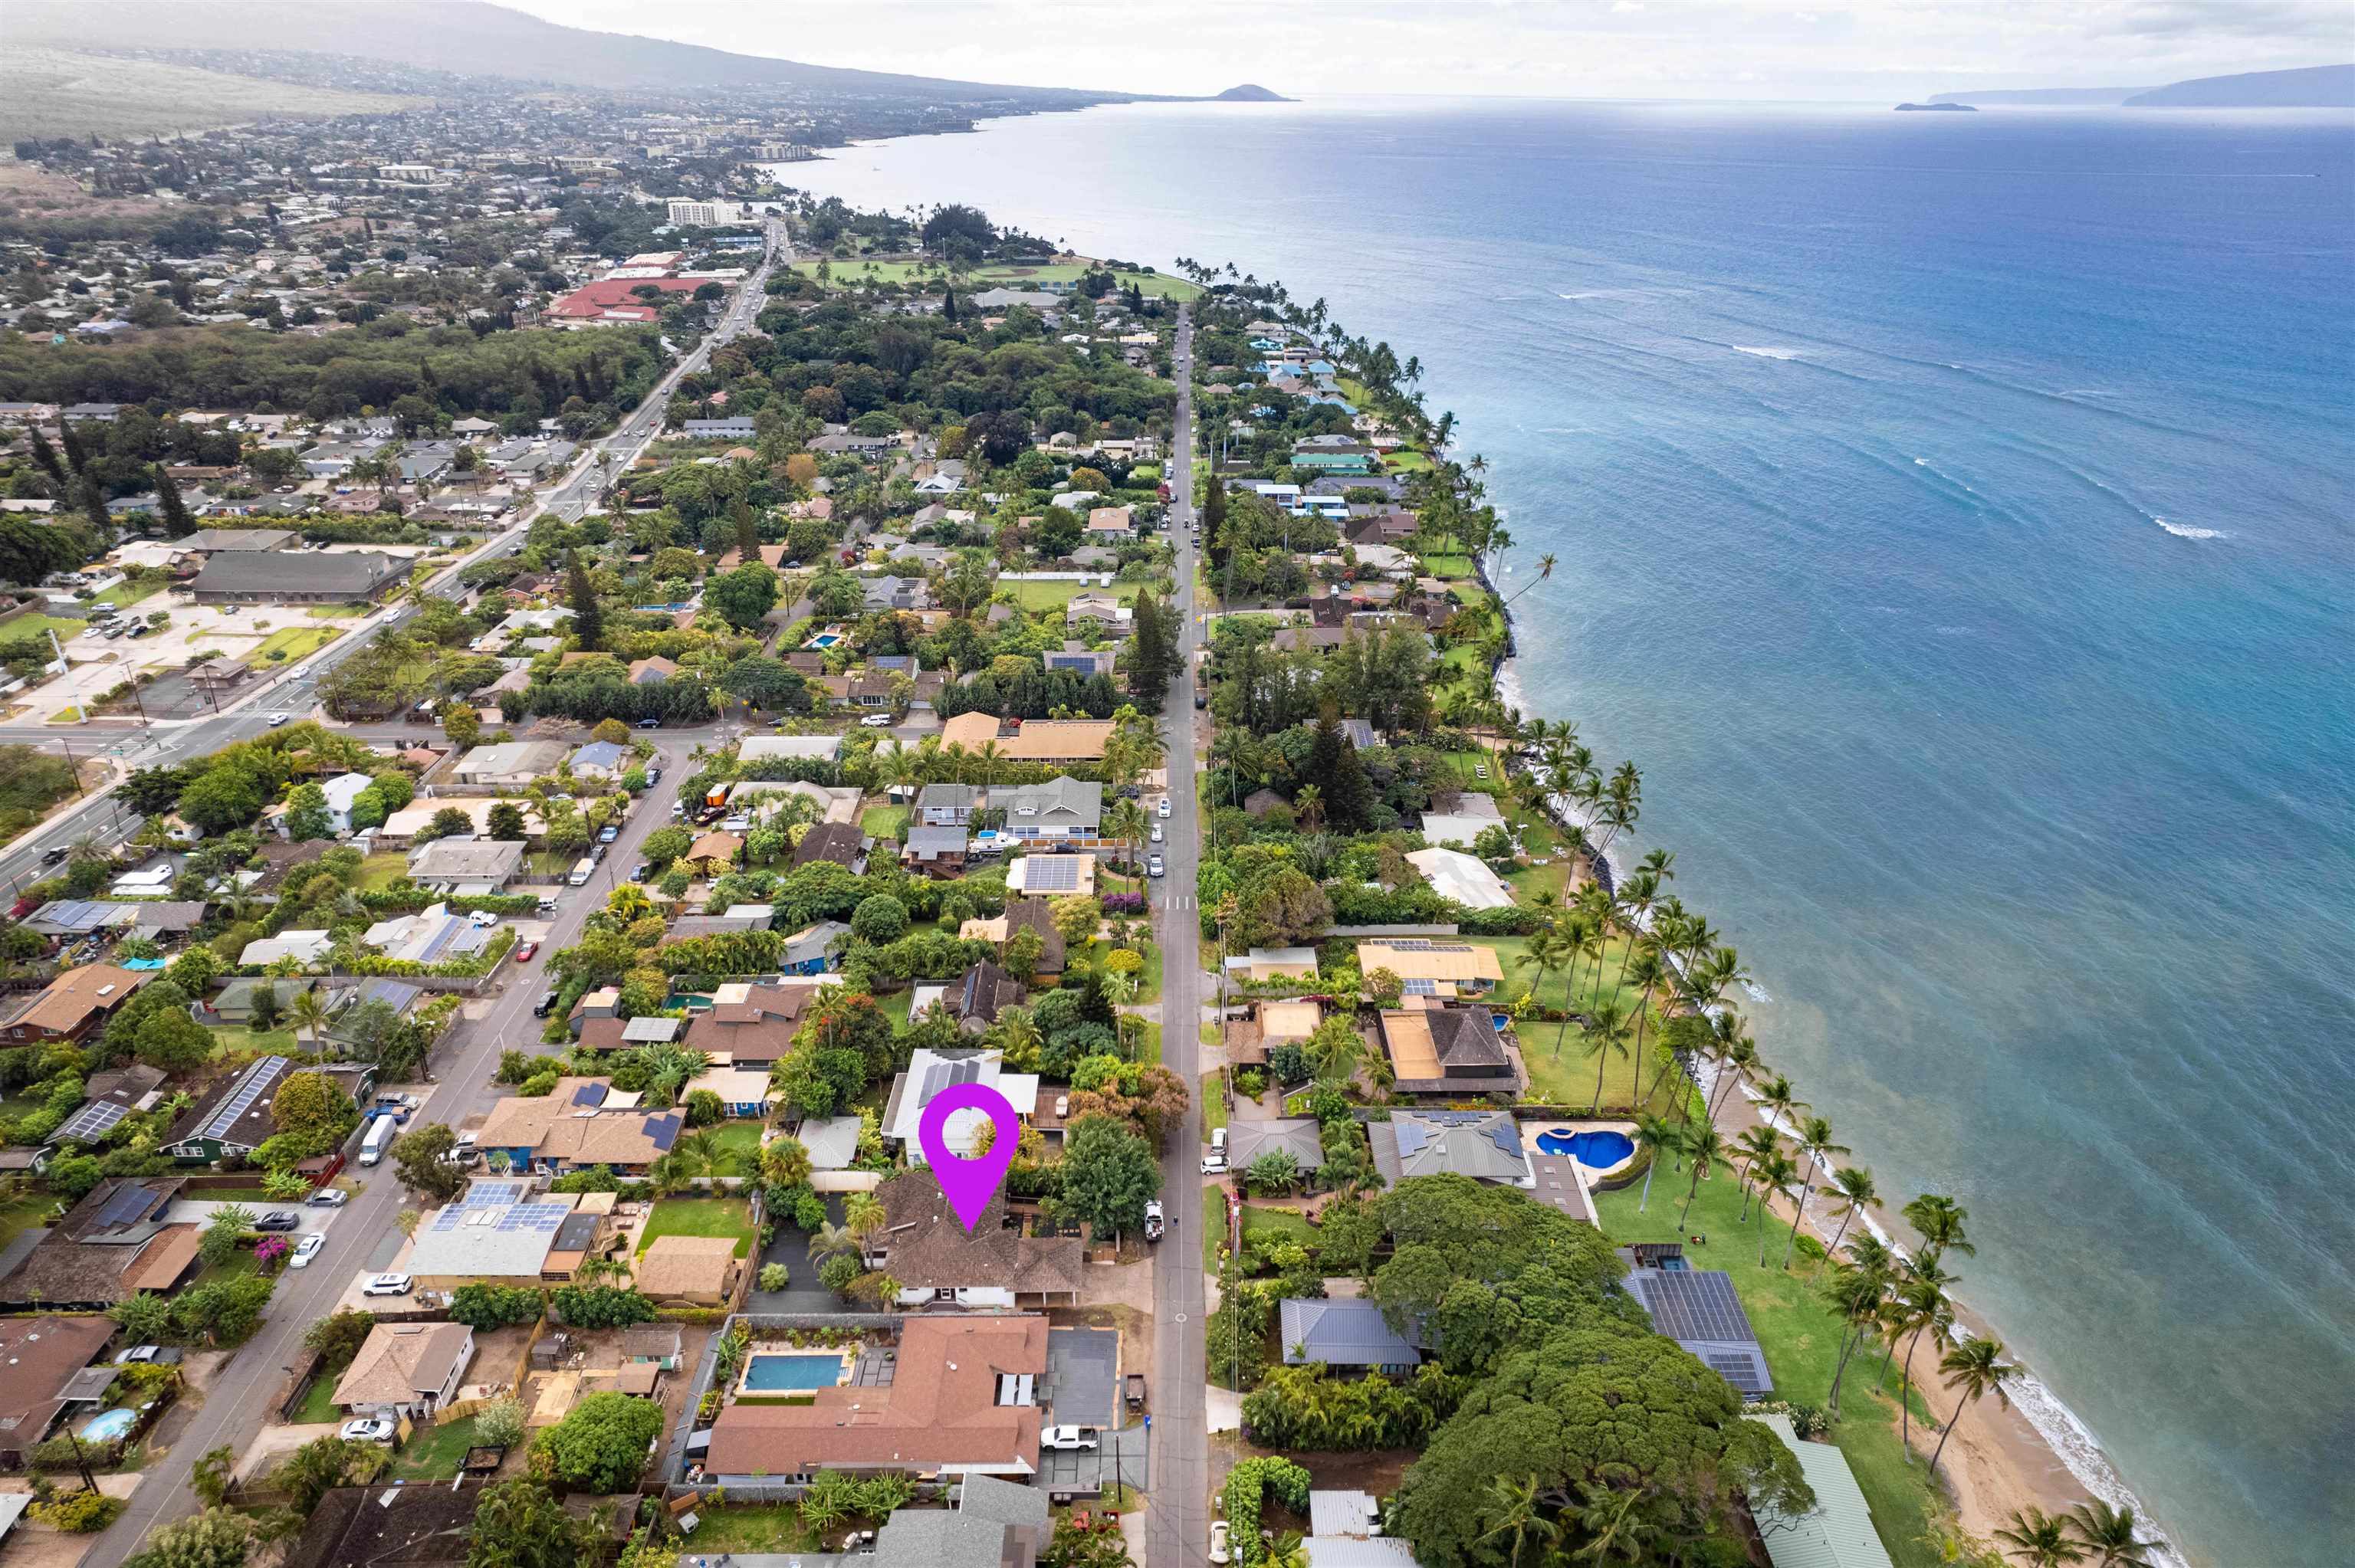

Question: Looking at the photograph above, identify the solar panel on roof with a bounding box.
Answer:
[1400,978,1438,996]
[1024,856,1081,891]
[645,1114,682,1153]
[1633,1271,1757,1343]
[570,1083,606,1108]
[54,1101,130,1143]
[199,1056,287,1141]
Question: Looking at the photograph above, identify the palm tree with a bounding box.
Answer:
[806,1221,858,1262]
[1824,1166,1881,1257]
[1756,1074,1808,1136]
[1291,782,1323,832]
[1928,1336,2016,1478]
[1623,948,1670,1104]
[1631,1116,1677,1212]
[1783,1115,1849,1268]
[1822,1262,1890,1414]
[1894,1268,1957,1456]
[1903,1192,1975,1266]
[2067,1502,2157,1568]
[1511,926,1575,1060]
[288,988,333,1057]
[1579,1000,1632,1114]
[1676,1120,1728,1228]
[1751,1150,1798,1267]
[1703,1014,1760,1122]
[1568,1482,1654,1564]
[1502,553,1556,608]
[1473,1475,1559,1568]
[1995,1507,2089,1567]
[842,1192,887,1248]
[1732,1125,1782,1222]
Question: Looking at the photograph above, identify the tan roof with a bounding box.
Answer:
[997,719,1112,762]
[636,1235,739,1298]
[1356,940,1504,985]
[687,831,744,864]
[940,711,1000,750]
[5,965,148,1035]
[705,1315,1046,1475]
[474,1078,672,1166]
[1258,1000,1323,1043]
[1378,1011,1440,1079]
[332,1323,473,1408]
[119,1223,202,1294]
[688,1065,774,1106]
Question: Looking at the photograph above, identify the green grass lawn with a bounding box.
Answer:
[1595,1178,1943,1568]
[94,580,160,607]
[251,625,340,661]
[294,1366,346,1425]
[356,851,410,892]
[1422,554,1476,579]
[0,1191,56,1251]
[705,1120,764,1171]
[1202,1074,1228,1132]
[1132,1019,1162,1066]
[860,804,908,840]
[306,604,370,618]
[392,1415,481,1482]
[1005,579,1144,612]
[683,1502,819,1553]
[1383,449,1436,474]
[1,612,96,644]
[636,1196,757,1258]
[205,1025,300,1058]
[882,986,918,1027]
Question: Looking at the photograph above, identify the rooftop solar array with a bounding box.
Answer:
[1400,978,1440,996]
[199,1056,289,1141]
[918,1056,984,1102]
[433,1199,570,1235]
[94,1183,168,1231]
[1023,856,1084,891]
[1380,940,1473,953]
[460,1179,530,1207]
[1629,1270,1758,1343]
[571,1082,607,1109]
[53,1101,130,1144]
[645,1112,683,1152]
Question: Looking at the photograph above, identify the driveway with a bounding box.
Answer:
[1046,1325,1121,1429]
[165,1199,337,1235]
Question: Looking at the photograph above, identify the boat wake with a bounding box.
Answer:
[1729,345,1805,360]
[2154,517,2227,540]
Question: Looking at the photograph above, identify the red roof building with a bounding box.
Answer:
[548,277,704,323]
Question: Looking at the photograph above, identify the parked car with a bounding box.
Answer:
[515,941,539,963]
[859,713,894,727]
[534,988,558,1018]
[597,825,619,844]
[363,1273,413,1297]
[290,1234,325,1268]
[646,766,662,784]
[254,1211,300,1232]
[113,1345,182,1365]
[340,1416,396,1442]
[1157,797,1171,818]
[468,910,500,928]
[1143,1199,1164,1243]
[1042,1425,1101,1451]
[1148,855,1165,878]
[636,717,662,729]
[1200,1153,1228,1176]
[537,897,560,915]
[1194,691,1207,710]
[631,861,650,881]
[1211,1522,1231,1565]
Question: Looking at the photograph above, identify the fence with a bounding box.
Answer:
[1325,923,1463,937]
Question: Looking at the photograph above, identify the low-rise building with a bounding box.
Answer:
[885,1048,1040,1159]
[636,1235,741,1306]
[1355,938,1505,998]
[406,838,526,892]
[0,965,150,1044]
[0,1316,120,1468]
[1375,1001,1526,1098]
[189,551,403,605]
[474,1081,683,1176]
[1368,1110,1532,1186]
[1279,1298,1422,1374]
[864,1174,1082,1309]
[0,1177,196,1309]
[452,740,569,786]
[997,720,1115,765]
[331,1324,476,1420]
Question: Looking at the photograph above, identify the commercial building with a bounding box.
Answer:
[189,550,404,605]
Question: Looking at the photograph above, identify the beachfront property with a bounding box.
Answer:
[1356,937,1506,997]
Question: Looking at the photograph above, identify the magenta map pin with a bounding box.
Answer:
[917,1082,1019,1233]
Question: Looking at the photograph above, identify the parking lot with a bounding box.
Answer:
[5,597,358,723]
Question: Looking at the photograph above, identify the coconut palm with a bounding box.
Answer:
[1995,1507,2089,1567]
[1291,782,1324,833]
[806,1221,858,1261]
[1756,1074,1808,1135]
[1751,1149,1798,1267]
[1510,925,1576,1060]
[1579,1001,1632,1114]
[1824,1166,1882,1257]
[1654,1112,1716,1226]
[606,882,653,923]
[1622,948,1671,1103]
[1703,1014,1760,1122]
[1732,1125,1782,1222]
[1894,1269,1958,1456]
[1904,1192,1975,1266]
[1568,1481,1656,1564]
[2067,1502,2157,1568]
[1630,1115,1677,1211]
[843,1192,887,1247]
[1928,1336,2017,1478]
[1473,1475,1559,1568]
[1782,1115,1850,1268]
[1822,1262,1890,1414]
[287,988,333,1057]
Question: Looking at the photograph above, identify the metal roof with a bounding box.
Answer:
[1748,1413,1897,1568]
[198,1056,289,1142]
[1279,1299,1421,1368]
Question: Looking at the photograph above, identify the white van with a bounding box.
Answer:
[567,858,594,887]
[357,1115,395,1167]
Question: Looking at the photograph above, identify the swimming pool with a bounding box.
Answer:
[741,1352,847,1393]
[803,631,845,649]
[80,1408,138,1442]
[1536,1128,1637,1167]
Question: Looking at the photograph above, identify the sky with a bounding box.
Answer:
[500,0,2354,100]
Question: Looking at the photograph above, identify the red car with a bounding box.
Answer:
[515,941,539,963]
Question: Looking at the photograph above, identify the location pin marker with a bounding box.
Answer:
[917,1082,1019,1234]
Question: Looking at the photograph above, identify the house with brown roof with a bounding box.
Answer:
[944,959,1026,1035]
[682,980,827,1066]
[627,656,678,685]
[864,1172,1083,1309]
[794,820,869,872]
[0,1315,118,1468]
[0,1177,195,1309]
[636,1235,741,1306]
[331,1323,476,1419]
[958,897,1067,979]
[0,965,150,1044]
[473,1079,685,1176]
[703,1314,1049,1481]
[1355,938,1506,998]
[684,830,744,874]
[997,720,1114,763]
[940,710,1002,751]
[1375,1000,1527,1098]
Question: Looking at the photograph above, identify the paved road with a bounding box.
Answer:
[1146,306,1210,1568]
[80,752,693,1566]
[0,218,791,903]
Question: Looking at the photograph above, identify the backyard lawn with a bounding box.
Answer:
[204,1025,300,1058]
[1005,579,1143,612]
[636,1196,757,1258]
[1595,1177,1943,1568]
[392,1415,481,1483]
[859,804,908,840]
[1201,1074,1227,1133]
[1421,554,1476,579]
[679,1502,819,1553]
[356,851,411,891]
[294,1368,345,1425]
[0,1190,55,1251]
[705,1120,764,1169]
[252,625,340,661]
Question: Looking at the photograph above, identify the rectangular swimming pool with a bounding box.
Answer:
[741,1352,846,1393]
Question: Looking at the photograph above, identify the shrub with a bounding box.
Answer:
[31,1490,124,1532]
[449,1283,544,1330]
[759,1262,790,1291]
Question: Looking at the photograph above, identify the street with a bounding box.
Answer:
[77,750,695,1566]
[1145,306,1209,1568]
[0,218,791,904]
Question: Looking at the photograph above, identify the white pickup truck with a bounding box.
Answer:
[1041,1425,1101,1451]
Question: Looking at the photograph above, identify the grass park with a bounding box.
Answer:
[1595,1173,1946,1568]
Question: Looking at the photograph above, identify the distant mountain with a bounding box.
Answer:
[1214,84,1289,103]
[1894,103,1975,113]
[2,0,1147,103]
[2124,64,2355,108]
[1930,87,2152,107]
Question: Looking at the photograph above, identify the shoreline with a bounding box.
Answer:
[1492,652,2186,1564]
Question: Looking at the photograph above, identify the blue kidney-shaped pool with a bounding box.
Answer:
[1536,1128,1636,1166]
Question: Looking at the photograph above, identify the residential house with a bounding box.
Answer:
[472,1081,683,1177]
[452,740,568,785]
[942,961,1026,1035]
[939,710,1002,752]
[189,551,403,605]
[1221,947,1319,984]
[793,822,868,872]
[1003,853,1095,903]
[1064,591,1129,630]
[237,930,334,967]
[568,740,629,779]
[626,656,678,686]
[1279,1298,1422,1374]
[317,772,376,836]
[406,838,526,892]
[0,965,150,1044]
[683,979,829,1065]
[885,1048,1041,1160]
[1404,847,1515,910]
[1368,1110,1532,1187]
[957,898,1067,979]
[179,526,299,553]
[917,782,983,826]
[0,1316,118,1469]
[207,977,327,1025]
[1000,720,1115,766]
[904,825,969,875]
[1355,938,1505,998]
[702,1314,1052,1481]
[636,1235,741,1307]
[360,905,498,966]
[331,1324,476,1420]
[861,575,931,613]
[864,1175,1082,1308]
[1375,1002,1526,1099]
[682,417,760,440]
[685,830,745,874]
[44,1064,171,1153]
[686,1063,774,1119]
[1085,505,1135,538]
[1623,1267,1773,1398]
[1042,641,1115,678]
[998,777,1105,848]
[402,1183,598,1288]
[1746,1413,1897,1568]
[0,1177,197,1309]
[737,734,845,764]
[163,1055,376,1163]
[1225,1120,1326,1179]
[778,923,851,977]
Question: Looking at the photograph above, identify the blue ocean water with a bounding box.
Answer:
[783,100,2355,1564]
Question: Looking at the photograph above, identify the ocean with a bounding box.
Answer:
[774,98,2355,1564]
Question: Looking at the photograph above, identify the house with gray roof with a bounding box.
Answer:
[1279,1298,1422,1374]
[189,550,404,605]
[1369,1110,1531,1187]
[1000,777,1102,847]
[406,837,526,891]
[1225,1118,1326,1174]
